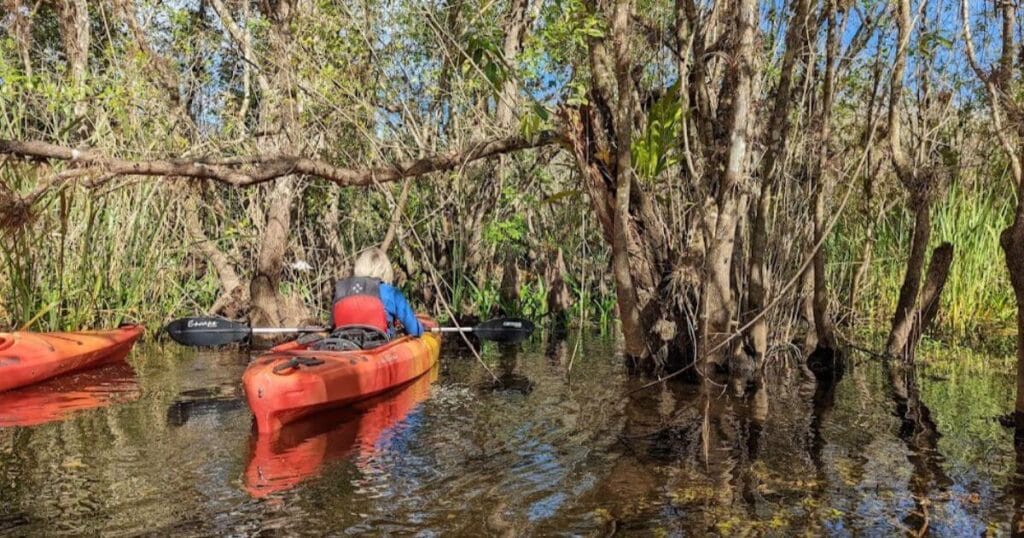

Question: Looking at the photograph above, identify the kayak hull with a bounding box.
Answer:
[244,365,438,497]
[242,317,440,433]
[0,325,145,393]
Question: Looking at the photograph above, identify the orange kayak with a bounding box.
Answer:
[0,362,140,427]
[0,325,145,393]
[244,365,437,497]
[242,316,440,433]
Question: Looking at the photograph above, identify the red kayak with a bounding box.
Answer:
[243,316,440,433]
[0,362,140,427]
[244,365,438,497]
[0,325,145,392]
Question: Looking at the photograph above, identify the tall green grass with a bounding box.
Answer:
[829,181,1017,343]
[1,166,220,331]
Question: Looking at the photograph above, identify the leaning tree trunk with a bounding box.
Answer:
[884,0,952,362]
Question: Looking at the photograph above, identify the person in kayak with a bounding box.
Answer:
[330,248,424,339]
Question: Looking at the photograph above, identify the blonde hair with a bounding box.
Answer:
[353,248,394,283]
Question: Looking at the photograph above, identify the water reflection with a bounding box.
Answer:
[0,338,1019,534]
[244,366,439,497]
[887,360,951,534]
[0,363,139,427]
[481,345,533,394]
[808,347,845,475]
[1012,431,1024,536]
[166,385,246,427]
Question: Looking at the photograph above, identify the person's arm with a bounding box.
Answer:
[381,284,424,336]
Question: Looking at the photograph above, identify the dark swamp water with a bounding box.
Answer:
[0,336,1022,536]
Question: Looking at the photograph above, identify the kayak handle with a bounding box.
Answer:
[272,356,326,374]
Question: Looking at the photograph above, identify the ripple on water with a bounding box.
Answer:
[0,340,1022,535]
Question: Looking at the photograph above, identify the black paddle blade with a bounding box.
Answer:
[473,318,535,343]
[164,317,251,347]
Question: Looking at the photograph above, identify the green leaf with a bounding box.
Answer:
[632,82,682,180]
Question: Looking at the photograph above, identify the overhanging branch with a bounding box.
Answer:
[0,132,560,189]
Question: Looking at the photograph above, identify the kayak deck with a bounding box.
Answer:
[0,325,145,393]
[242,317,440,433]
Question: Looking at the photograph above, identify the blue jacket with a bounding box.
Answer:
[379,283,424,337]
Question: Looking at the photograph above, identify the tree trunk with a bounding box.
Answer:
[461,0,538,282]
[885,0,946,362]
[249,177,296,328]
[248,1,303,331]
[811,177,835,349]
[745,0,813,360]
[1005,216,1024,415]
[701,0,757,369]
[800,260,818,353]
[6,0,33,79]
[808,0,839,351]
[902,243,954,361]
[961,0,1024,417]
[184,194,248,317]
[57,0,90,127]
[608,0,645,360]
[848,221,875,320]
[885,204,930,357]
[546,248,571,336]
[563,0,682,374]
[498,256,519,315]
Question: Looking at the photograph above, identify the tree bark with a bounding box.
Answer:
[57,0,90,127]
[885,204,931,358]
[961,0,1024,417]
[745,0,813,359]
[884,0,948,362]
[249,177,296,328]
[0,134,557,190]
[1005,210,1024,414]
[903,243,954,360]
[546,248,571,336]
[810,0,839,351]
[380,179,412,252]
[609,0,645,360]
[701,0,757,369]
[6,0,33,79]
[184,194,248,317]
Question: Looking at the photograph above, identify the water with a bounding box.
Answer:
[0,337,1021,535]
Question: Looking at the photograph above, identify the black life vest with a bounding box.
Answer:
[331,277,388,332]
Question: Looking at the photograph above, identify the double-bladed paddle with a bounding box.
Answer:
[164,316,535,347]
[433,318,535,344]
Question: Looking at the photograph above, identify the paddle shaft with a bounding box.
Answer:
[251,327,325,335]
[165,315,532,346]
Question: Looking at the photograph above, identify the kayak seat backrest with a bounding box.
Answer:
[312,325,389,351]
[311,337,361,352]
